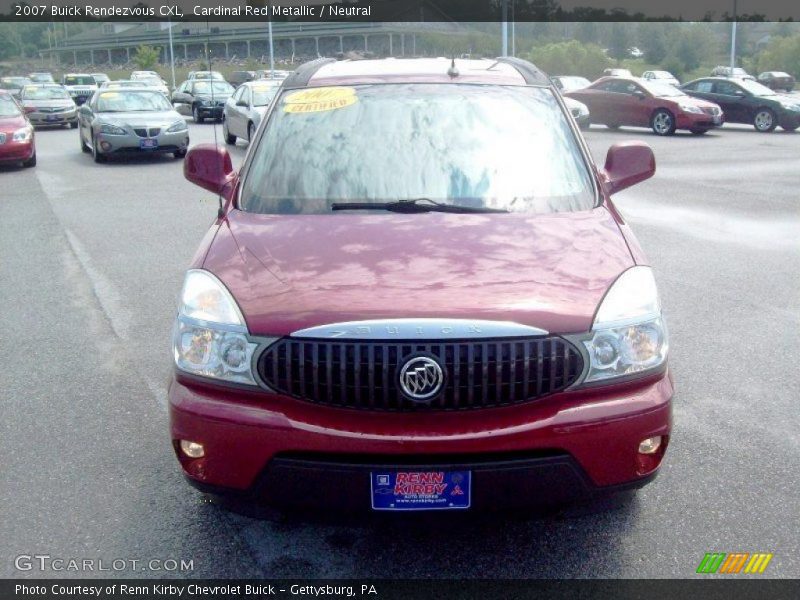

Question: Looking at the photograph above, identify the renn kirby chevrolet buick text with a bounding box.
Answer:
[170,57,673,512]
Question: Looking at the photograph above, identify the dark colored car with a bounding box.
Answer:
[757,71,795,92]
[681,77,800,132]
[0,91,36,167]
[229,70,256,87]
[565,76,723,135]
[171,79,234,123]
[170,57,673,514]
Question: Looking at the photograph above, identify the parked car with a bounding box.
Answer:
[229,71,256,87]
[28,72,55,83]
[91,73,110,85]
[61,73,97,105]
[710,66,755,81]
[172,79,234,123]
[131,70,161,81]
[188,70,226,82]
[222,80,281,144]
[134,76,170,98]
[172,57,672,513]
[566,76,723,135]
[682,77,800,132]
[550,75,591,92]
[0,91,36,167]
[563,96,590,129]
[78,87,189,162]
[100,80,147,90]
[757,71,795,92]
[603,68,633,78]
[642,70,680,87]
[18,84,78,128]
[255,69,291,80]
[0,76,32,98]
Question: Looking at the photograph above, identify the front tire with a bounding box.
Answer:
[223,117,236,144]
[22,152,36,168]
[651,109,676,136]
[80,129,90,153]
[247,122,255,142]
[192,105,205,124]
[754,108,777,132]
[69,121,78,129]
[173,149,187,159]
[91,134,106,163]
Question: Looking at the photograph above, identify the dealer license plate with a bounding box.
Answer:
[370,470,471,511]
[46,115,61,122]
[140,138,158,149]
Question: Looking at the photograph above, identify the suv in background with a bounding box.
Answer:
[229,71,256,87]
[171,57,673,514]
[61,73,97,105]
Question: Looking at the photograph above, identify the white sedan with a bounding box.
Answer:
[222,80,282,144]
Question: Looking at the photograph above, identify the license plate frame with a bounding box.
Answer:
[139,138,158,150]
[370,470,471,511]
[45,115,61,122]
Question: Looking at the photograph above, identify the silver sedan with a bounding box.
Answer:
[19,84,78,128]
[77,88,189,163]
[222,80,282,144]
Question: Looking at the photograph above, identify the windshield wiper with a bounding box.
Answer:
[331,198,508,214]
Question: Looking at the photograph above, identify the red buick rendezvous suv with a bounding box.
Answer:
[170,57,673,512]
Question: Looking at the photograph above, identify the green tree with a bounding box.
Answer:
[639,25,668,64]
[525,40,611,79]
[753,34,800,78]
[133,45,160,70]
[606,23,631,62]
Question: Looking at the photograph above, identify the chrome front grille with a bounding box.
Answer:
[133,127,161,138]
[258,337,583,411]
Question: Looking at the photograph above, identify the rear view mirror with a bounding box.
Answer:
[601,142,655,195]
[184,144,235,195]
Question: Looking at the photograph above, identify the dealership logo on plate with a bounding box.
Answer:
[399,356,444,401]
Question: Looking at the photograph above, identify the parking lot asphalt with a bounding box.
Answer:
[1,120,798,579]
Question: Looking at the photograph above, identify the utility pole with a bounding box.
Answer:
[501,0,508,57]
[729,0,738,74]
[167,19,176,91]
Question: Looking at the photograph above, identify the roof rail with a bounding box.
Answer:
[282,57,337,89]
[495,56,550,86]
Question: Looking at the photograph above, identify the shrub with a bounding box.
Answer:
[525,40,612,80]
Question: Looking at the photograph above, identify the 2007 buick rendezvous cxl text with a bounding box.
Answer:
[170,57,673,512]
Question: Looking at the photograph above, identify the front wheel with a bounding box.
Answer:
[91,134,106,163]
[173,149,187,159]
[192,105,205,124]
[222,118,236,144]
[22,152,36,168]
[80,129,90,153]
[247,122,255,142]
[753,108,777,132]
[69,121,78,129]
[651,109,676,136]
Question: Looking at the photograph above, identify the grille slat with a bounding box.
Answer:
[259,336,582,412]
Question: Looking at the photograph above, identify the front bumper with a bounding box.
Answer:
[95,130,189,156]
[676,111,724,130]
[170,370,673,510]
[28,110,77,126]
[195,104,225,118]
[0,140,34,163]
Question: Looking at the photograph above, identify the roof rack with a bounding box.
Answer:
[495,56,550,86]
[282,57,337,89]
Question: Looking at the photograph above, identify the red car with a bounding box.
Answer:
[566,76,724,135]
[0,91,36,167]
[171,58,673,512]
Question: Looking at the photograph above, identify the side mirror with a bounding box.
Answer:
[236,99,248,107]
[633,89,646,99]
[184,144,235,195]
[601,141,655,195]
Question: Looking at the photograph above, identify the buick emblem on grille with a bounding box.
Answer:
[399,356,444,401]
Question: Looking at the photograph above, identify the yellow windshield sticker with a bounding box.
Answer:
[99,92,119,99]
[283,87,357,114]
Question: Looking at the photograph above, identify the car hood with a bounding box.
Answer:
[202,207,635,337]
[670,95,719,110]
[0,114,28,133]
[97,110,183,126]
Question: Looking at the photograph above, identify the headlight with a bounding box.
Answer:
[12,126,32,142]
[780,102,800,111]
[173,269,266,385]
[99,123,127,135]
[166,120,188,133]
[679,103,703,114]
[571,267,668,384]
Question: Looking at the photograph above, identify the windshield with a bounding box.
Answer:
[65,76,95,86]
[95,90,172,112]
[30,74,54,82]
[641,81,684,97]
[241,84,595,215]
[22,86,70,100]
[92,74,109,82]
[738,79,776,96]
[103,81,140,88]
[193,81,233,95]
[0,95,21,117]
[139,77,163,86]
[252,84,280,106]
